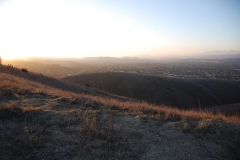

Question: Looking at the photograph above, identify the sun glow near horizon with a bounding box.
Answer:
[0,0,239,60]
[0,0,165,60]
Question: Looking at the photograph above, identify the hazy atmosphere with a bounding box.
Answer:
[0,0,240,59]
[1,1,240,159]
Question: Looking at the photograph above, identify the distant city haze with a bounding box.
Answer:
[0,0,239,59]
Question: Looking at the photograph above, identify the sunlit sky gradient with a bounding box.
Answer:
[0,0,239,59]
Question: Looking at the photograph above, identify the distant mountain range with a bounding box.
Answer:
[4,50,240,64]
[188,50,240,59]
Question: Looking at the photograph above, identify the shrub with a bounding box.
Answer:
[84,84,90,87]
[21,68,28,73]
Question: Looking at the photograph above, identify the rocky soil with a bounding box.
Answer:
[1,92,239,160]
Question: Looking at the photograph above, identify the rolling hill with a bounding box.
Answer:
[63,72,240,110]
[1,65,240,159]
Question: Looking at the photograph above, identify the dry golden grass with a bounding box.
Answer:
[196,119,213,133]
[1,72,240,123]
[182,121,189,132]
[0,102,23,119]
[0,101,43,120]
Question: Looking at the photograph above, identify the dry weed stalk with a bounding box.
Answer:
[23,125,43,148]
[182,122,189,132]
[80,110,98,139]
[196,119,212,133]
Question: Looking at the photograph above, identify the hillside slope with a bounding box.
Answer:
[63,72,240,109]
[0,66,134,102]
[1,66,240,159]
[205,103,240,116]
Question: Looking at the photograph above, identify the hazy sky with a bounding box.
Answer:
[0,0,239,59]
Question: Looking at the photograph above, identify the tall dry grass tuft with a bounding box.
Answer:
[80,110,98,139]
[182,121,189,132]
[0,102,23,119]
[196,119,213,133]
[23,125,43,148]
[77,109,126,145]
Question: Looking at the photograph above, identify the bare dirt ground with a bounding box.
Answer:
[1,92,239,160]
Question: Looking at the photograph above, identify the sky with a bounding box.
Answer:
[0,0,239,59]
